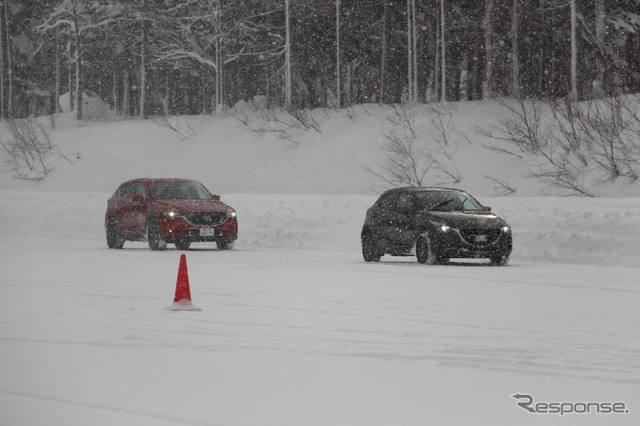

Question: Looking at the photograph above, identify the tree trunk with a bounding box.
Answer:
[594,0,605,97]
[4,2,11,118]
[412,0,417,102]
[68,40,73,111]
[112,68,118,115]
[406,0,413,103]
[459,56,469,100]
[570,0,578,101]
[0,1,5,119]
[140,23,146,119]
[379,2,387,103]
[284,0,292,108]
[434,14,440,101]
[163,74,170,115]
[482,0,495,99]
[511,0,520,97]
[55,28,62,113]
[123,68,129,116]
[139,0,147,119]
[440,0,446,102]
[73,23,82,120]
[335,0,340,108]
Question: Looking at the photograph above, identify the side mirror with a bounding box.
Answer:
[132,194,144,202]
[213,194,221,201]
[483,206,492,212]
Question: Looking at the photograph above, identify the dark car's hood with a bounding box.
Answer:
[420,210,508,229]
[152,199,233,214]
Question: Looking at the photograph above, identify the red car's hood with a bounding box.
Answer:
[152,199,233,214]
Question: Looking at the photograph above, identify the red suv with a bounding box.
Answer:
[105,178,238,250]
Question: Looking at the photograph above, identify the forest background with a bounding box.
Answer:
[1,0,639,120]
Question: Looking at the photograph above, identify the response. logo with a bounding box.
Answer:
[512,393,629,416]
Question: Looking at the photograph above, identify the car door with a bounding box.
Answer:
[117,181,148,234]
[368,192,398,243]
[390,192,417,246]
[374,191,415,247]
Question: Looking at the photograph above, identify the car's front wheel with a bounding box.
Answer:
[490,254,510,266]
[217,240,234,250]
[147,218,167,251]
[361,231,381,262]
[174,239,191,250]
[105,217,124,249]
[416,234,437,265]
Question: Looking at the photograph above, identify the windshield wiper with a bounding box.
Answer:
[431,198,455,210]
[454,197,469,211]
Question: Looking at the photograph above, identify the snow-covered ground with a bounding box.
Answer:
[0,103,639,425]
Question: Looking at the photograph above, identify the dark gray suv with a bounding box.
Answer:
[361,187,512,265]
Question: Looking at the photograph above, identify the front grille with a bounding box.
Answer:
[184,212,228,227]
[459,229,501,246]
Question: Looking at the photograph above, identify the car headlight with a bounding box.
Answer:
[228,211,236,218]
[501,225,510,233]
[430,220,451,232]
[163,211,184,218]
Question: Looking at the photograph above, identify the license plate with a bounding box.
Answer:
[200,228,216,237]
[475,235,488,242]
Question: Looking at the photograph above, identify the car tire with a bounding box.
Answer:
[105,217,124,249]
[217,240,234,250]
[361,232,381,262]
[416,234,437,265]
[174,239,191,250]
[147,218,167,251]
[490,254,509,266]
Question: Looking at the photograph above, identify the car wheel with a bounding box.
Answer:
[416,234,437,265]
[147,218,167,251]
[217,240,234,250]
[105,217,124,249]
[174,239,191,250]
[490,254,510,266]
[361,232,381,262]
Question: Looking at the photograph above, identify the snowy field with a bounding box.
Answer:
[0,103,639,425]
[0,191,639,426]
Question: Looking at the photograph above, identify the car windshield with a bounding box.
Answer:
[413,190,484,212]
[149,181,213,200]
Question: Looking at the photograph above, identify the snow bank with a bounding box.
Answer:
[1,190,638,267]
[58,92,115,119]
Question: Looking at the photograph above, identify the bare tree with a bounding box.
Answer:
[370,104,464,188]
[0,117,60,181]
[38,1,123,120]
[156,1,283,112]
[483,95,640,196]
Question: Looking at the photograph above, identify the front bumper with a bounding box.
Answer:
[160,215,238,243]
[431,228,512,259]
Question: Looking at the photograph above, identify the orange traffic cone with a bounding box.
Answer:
[168,254,201,311]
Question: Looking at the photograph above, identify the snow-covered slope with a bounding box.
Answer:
[2,100,638,197]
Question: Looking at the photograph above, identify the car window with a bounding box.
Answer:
[378,193,398,210]
[119,181,146,200]
[150,181,213,200]
[134,182,146,198]
[414,191,483,211]
[396,193,415,214]
[119,182,138,199]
